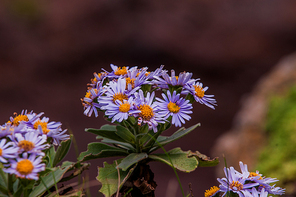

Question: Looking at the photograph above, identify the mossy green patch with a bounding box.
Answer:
[256,86,296,194]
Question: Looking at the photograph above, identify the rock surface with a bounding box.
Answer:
[212,52,296,177]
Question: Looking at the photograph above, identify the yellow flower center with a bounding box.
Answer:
[0,148,2,156]
[16,159,34,175]
[249,172,262,180]
[138,104,154,121]
[85,91,91,99]
[85,89,98,99]
[119,103,131,113]
[12,115,29,126]
[92,77,98,83]
[204,186,219,197]
[126,77,135,89]
[114,67,128,76]
[194,85,205,98]
[18,140,35,152]
[167,101,180,113]
[229,181,243,191]
[113,93,128,103]
[34,120,50,134]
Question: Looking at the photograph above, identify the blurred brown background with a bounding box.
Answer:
[1,0,296,196]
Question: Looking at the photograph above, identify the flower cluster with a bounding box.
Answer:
[204,161,285,197]
[82,64,217,132]
[0,110,69,180]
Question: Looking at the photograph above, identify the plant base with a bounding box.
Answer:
[115,163,157,197]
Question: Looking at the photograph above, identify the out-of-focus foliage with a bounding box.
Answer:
[256,86,296,195]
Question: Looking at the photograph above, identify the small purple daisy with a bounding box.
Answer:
[156,90,193,127]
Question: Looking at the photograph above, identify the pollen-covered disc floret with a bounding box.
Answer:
[103,97,139,123]
[14,132,48,156]
[204,186,220,197]
[156,90,193,127]
[98,78,140,108]
[106,64,132,79]
[134,90,165,133]
[184,81,217,109]
[4,153,45,180]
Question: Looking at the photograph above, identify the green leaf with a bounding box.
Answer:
[100,138,136,152]
[141,128,165,152]
[148,148,198,172]
[117,153,148,171]
[0,168,8,192]
[142,125,182,152]
[13,178,19,194]
[29,163,73,197]
[45,145,56,168]
[141,84,152,93]
[188,151,219,167]
[0,184,8,196]
[97,160,136,197]
[139,124,149,134]
[13,183,22,197]
[115,125,135,144]
[127,116,136,125]
[77,142,128,162]
[149,123,200,153]
[86,128,126,142]
[100,124,117,131]
[52,135,73,167]
[139,129,155,146]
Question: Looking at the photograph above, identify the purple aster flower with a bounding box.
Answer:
[124,67,150,91]
[184,81,217,109]
[104,64,136,79]
[32,116,69,146]
[134,90,165,133]
[89,71,108,88]
[82,84,105,117]
[145,65,165,80]
[0,122,26,138]
[259,184,285,195]
[238,161,262,181]
[153,69,195,89]
[103,97,140,123]
[13,132,48,156]
[45,128,69,146]
[217,166,259,197]
[98,78,140,107]
[242,188,269,197]
[156,90,193,127]
[4,153,45,180]
[0,138,18,163]
[9,110,43,129]
[32,116,62,135]
[238,161,285,195]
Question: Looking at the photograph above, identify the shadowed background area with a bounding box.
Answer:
[1,0,296,196]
